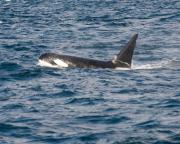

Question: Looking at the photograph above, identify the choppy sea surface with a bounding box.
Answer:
[0,0,180,143]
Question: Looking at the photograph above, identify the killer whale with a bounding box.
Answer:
[39,33,138,69]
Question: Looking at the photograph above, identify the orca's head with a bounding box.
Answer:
[38,53,58,67]
[38,53,68,68]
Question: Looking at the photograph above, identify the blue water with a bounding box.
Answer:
[0,0,180,143]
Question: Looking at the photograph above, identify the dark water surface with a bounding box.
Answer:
[0,0,180,143]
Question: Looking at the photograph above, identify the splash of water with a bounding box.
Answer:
[116,59,177,70]
[131,59,176,70]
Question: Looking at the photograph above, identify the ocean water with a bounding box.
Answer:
[0,0,180,143]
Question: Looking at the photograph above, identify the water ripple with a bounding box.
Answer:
[0,0,180,143]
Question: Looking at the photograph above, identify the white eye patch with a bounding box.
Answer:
[38,60,58,68]
[38,59,68,68]
[53,59,68,67]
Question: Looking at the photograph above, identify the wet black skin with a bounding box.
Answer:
[39,53,129,68]
[39,33,138,69]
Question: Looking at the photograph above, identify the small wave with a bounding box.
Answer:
[0,62,22,71]
[10,68,42,80]
[0,123,30,133]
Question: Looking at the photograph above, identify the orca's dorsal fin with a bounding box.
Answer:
[112,33,138,67]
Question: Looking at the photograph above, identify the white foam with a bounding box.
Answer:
[131,63,162,70]
[131,60,170,70]
[115,60,171,71]
[115,62,164,71]
[115,67,131,71]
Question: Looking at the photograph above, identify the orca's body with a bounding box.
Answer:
[39,34,138,69]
